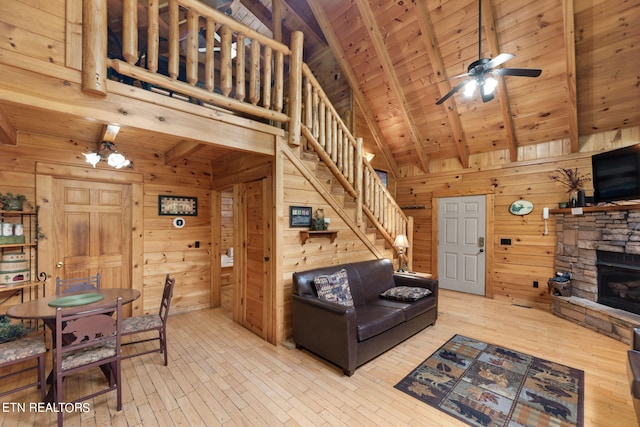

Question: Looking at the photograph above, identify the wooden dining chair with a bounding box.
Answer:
[121,274,175,366]
[53,298,122,426]
[0,335,47,401]
[55,273,101,295]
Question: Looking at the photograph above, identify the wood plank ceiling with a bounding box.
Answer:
[3,0,637,175]
[251,0,639,175]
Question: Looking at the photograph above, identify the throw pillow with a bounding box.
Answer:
[313,269,354,307]
[380,286,431,302]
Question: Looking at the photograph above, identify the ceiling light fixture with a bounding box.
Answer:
[83,125,132,169]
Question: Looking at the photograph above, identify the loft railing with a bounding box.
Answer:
[83,0,291,124]
[81,0,410,250]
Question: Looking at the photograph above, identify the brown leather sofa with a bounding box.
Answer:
[628,327,640,424]
[292,259,438,376]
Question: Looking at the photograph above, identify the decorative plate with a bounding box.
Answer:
[48,293,105,307]
[509,200,534,215]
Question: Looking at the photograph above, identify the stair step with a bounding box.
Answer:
[301,150,319,162]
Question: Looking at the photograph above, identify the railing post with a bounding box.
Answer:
[356,138,363,229]
[288,31,304,146]
[406,216,414,271]
[82,0,108,96]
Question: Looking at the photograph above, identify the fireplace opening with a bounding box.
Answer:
[596,250,640,315]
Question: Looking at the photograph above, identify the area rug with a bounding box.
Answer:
[395,335,584,427]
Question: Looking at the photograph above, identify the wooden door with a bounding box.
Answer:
[52,178,132,291]
[437,195,486,295]
[240,177,272,339]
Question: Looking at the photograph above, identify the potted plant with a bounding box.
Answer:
[0,193,27,211]
[551,168,591,207]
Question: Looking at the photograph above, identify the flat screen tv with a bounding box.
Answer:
[592,143,640,203]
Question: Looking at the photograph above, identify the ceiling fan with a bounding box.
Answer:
[435,0,542,105]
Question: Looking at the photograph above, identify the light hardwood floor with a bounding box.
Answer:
[0,290,636,426]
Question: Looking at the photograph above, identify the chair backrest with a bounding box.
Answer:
[55,298,122,372]
[56,273,101,295]
[159,274,176,323]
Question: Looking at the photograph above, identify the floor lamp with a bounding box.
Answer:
[393,234,410,272]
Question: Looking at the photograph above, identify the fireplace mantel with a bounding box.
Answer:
[550,202,640,215]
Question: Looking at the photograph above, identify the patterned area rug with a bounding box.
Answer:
[395,335,584,427]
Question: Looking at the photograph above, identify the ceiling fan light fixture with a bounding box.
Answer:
[463,80,477,97]
[483,77,498,96]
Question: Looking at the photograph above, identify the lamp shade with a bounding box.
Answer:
[393,234,409,249]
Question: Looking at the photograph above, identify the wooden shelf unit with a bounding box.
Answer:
[299,230,338,245]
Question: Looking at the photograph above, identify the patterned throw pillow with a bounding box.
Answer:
[313,269,354,307]
[380,286,431,302]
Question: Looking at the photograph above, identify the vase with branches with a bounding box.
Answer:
[551,168,591,207]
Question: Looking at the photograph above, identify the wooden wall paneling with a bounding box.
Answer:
[0,0,66,66]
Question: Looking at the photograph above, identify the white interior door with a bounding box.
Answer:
[437,195,486,295]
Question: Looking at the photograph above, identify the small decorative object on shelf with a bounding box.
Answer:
[551,168,591,207]
[0,193,27,211]
[310,208,327,231]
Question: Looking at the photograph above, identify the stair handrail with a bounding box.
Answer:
[299,64,410,246]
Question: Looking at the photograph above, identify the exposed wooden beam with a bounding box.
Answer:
[416,1,469,169]
[563,0,579,153]
[353,0,430,174]
[164,140,205,165]
[307,2,400,177]
[0,104,17,145]
[482,0,518,162]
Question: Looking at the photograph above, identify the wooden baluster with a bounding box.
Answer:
[147,0,159,73]
[235,34,246,101]
[312,88,319,139]
[331,116,338,163]
[318,100,326,149]
[220,26,233,96]
[336,127,343,171]
[262,46,272,109]
[168,0,179,80]
[325,108,332,156]
[204,17,215,92]
[274,50,283,113]
[249,39,261,105]
[304,78,312,129]
[186,9,199,86]
[355,137,363,228]
[122,0,138,64]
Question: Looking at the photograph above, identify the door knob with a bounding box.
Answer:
[56,261,63,268]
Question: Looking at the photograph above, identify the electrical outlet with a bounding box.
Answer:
[533,280,539,288]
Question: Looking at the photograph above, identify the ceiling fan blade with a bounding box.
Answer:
[484,53,514,70]
[492,68,542,77]
[436,79,471,105]
[443,71,471,81]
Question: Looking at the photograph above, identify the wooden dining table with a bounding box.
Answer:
[6,288,141,403]
[6,288,141,328]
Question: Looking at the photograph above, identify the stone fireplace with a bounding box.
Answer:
[553,206,640,344]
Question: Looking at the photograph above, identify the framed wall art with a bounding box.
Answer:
[158,195,198,216]
[289,206,312,227]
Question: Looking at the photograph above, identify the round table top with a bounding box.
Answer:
[6,288,141,320]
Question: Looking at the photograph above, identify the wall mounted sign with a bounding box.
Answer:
[509,200,534,215]
[158,195,198,216]
[289,206,312,227]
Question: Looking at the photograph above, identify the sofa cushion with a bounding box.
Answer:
[381,286,432,302]
[313,269,354,307]
[371,295,436,321]
[356,304,405,341]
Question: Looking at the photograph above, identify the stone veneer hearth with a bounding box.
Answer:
[552,205,640,344]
